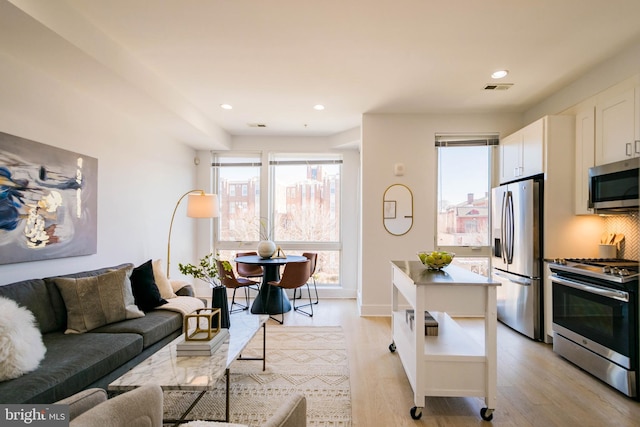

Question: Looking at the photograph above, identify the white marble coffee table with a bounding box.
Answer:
[108,313,267,425]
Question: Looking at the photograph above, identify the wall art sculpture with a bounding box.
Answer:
[0,132,97,264]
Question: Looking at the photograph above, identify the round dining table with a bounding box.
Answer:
[234,254,307,315]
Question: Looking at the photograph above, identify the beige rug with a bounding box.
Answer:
[163,326,351,426]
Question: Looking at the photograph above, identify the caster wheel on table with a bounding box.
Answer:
[389,342,396,352]
[480,407,494,421]
[410,406,423,420]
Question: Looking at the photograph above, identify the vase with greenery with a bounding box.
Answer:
[179,253,232,328]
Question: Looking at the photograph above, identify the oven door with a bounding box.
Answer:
[551,274,635,369]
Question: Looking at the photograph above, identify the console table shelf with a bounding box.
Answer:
[389,261,499,421]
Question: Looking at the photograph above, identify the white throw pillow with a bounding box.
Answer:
[152,259,177,299]
[0,296,47,381]
[169,279,190,294]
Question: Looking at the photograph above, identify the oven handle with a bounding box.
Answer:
[550,275,629,302]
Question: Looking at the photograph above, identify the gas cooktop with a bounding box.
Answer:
[550,258,639,284]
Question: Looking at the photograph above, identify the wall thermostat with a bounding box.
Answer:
[394,163,405,176]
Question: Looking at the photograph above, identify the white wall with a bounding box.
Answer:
[359,113,522,315]
[0,49,201,285]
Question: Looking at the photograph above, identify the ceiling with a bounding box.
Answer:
[4,0,640,148]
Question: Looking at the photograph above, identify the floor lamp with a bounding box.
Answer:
[166,190,218,278]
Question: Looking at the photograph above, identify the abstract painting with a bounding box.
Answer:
[0,132,97,265]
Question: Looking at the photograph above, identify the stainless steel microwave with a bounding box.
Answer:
[588,157,639,213]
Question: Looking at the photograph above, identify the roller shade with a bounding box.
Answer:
[435,133,499,147]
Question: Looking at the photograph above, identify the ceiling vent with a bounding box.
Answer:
[484,83,513,90]
[247,123,267,128]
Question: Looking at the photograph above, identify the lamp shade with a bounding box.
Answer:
[187,193,218,218]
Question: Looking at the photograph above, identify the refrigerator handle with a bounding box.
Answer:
[505,191,514,264]
[500,191,508,263]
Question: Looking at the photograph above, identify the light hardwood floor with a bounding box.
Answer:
[231,298,640,427]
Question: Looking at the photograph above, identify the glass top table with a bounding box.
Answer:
[108,313,267,423]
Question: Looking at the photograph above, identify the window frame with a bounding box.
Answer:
[212,150,344,287]
[434,134,498,259]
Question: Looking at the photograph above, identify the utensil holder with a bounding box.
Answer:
[598,244,617,259]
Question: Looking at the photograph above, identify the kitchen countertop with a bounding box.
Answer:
[391,260,500,286]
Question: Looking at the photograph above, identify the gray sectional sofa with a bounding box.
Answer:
[0,263,196,404]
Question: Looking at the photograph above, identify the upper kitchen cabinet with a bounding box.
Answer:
[595,86,640,165]
[574,106,596,215]
[499,118,544,183]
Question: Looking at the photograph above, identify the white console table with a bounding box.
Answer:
[390,260,499,421]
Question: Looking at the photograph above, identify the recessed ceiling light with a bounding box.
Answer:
[220,104,233,110]
[491,70,509,79]
[313,104,325,111]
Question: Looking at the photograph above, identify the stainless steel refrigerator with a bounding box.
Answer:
[491,177,544,341]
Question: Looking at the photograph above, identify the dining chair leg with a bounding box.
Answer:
[293,278,318,304]
[230,288,249,313]
[266,285,284,324]
[311,277,319,305]
[293,283,313,317]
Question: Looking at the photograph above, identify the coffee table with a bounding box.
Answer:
[108,313,268,425]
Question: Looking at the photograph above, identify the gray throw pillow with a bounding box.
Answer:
[54,267,144,334]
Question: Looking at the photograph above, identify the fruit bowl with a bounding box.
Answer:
[417,251,455,270]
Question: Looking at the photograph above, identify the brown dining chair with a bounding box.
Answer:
[236,251,264,281]
[266,260,312,324]
[216,260,260,313]
[294,252,319,305]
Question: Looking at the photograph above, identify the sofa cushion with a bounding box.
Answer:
[0,331,143,404]
[43,263,138,332]
[131,260,167,312]
[91,310,183,348]
[0,278,62,333]
[52,267,145,334]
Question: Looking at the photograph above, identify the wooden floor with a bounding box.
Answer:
[233,298,640,427]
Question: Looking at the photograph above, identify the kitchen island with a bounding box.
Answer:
[389,261,500,421]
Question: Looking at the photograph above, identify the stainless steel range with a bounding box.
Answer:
[549,258,639,399]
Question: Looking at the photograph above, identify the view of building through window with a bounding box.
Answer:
[272,156,341,284]
[215,155,261,242]
[436,145,491,276]
[213,153,342,285]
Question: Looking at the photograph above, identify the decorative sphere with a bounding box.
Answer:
[257,240,276,258]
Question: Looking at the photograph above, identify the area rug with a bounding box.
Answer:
[163,326,351,426]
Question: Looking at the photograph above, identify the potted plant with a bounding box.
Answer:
[179,253,233,328]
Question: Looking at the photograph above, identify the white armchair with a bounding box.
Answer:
[57,385,307,427]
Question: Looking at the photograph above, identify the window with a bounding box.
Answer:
[212,154,262,242]
[435,134,497,276]
[270,153,342,285]
[212,152,343,286]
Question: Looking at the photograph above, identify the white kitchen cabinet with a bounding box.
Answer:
[499,118,544,183]
[595,86,639,165]
[574,106,596,215]
[389,261,499,421]
[499,132,521,183]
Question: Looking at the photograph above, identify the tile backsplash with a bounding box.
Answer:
[603,212,639,260]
